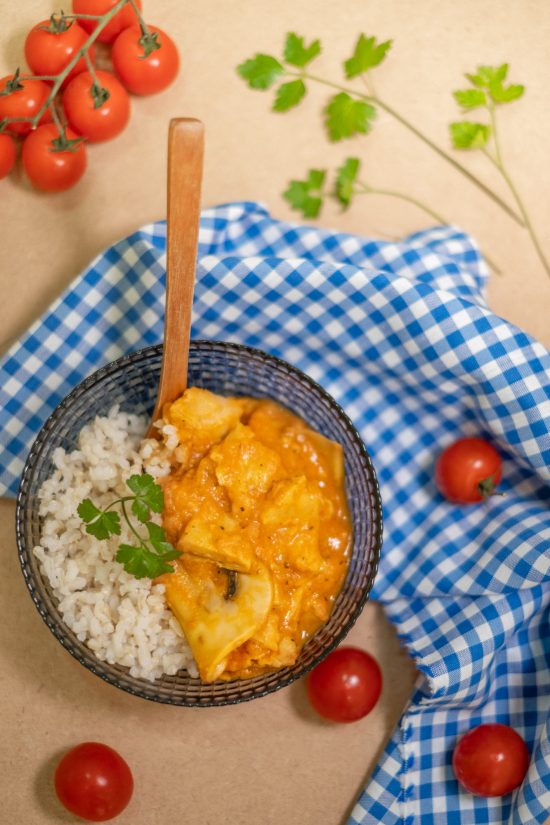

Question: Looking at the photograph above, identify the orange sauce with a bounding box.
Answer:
[158,389,351,681]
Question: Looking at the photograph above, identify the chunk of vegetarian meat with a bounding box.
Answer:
[247,402,345,485]
[261,476,324,573]
[223,636,299,677]
[166,387,246,462]
[210,423,282,516]
[162,457,230,542]
[177,503,254,573]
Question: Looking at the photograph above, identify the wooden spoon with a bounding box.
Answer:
[148,118,205,436]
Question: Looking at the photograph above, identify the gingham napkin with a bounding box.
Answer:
[1,201,549,824]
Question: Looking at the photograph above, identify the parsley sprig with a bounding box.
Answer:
[450,64,550,278]
[77,473,181,579]
[237,33,521,220]
[238,33,550,279]
[285,157,446,224]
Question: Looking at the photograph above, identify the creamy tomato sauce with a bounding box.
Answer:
[158,388,351,682]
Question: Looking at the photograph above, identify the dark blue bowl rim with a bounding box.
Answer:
[15,340,383,706]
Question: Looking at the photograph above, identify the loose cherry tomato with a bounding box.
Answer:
[25,18,95,86]
[72,0,142,44]
[22,123,87,192]
[54,742,134,822]
[112,24,179,95]
[435,437,502,503]
[0,74,52,136]
[307,646,382,723]
[0,132,17,178]
[453,724,529,797]
[63,70,130,142]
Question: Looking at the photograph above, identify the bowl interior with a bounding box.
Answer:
[16,341,382,706]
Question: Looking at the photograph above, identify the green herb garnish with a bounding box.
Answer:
[283,168,326,218]
[77,473,181,579]
[237,33,550,279]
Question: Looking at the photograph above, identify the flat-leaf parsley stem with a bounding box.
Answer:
[354,180,502,275]
[355,179,447,225]
[482,106,550,279]
[287,69,524,226]
[78,473,182,580]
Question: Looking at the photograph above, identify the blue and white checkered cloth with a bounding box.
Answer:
[1,201,549,823]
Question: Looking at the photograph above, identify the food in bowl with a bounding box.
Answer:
[160,388,351,681]
[33,407,195,682]
[33,387,352,683]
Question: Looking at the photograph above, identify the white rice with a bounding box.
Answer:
[33,406,198,682]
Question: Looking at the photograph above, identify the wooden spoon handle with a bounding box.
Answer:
[149,118,205,432]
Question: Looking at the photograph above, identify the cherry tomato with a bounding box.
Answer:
[112,24,179,95]
[54,742,134,822]
[435,437,502,504]
[453,724,529,797]
[307,646,382,723]
[72,0,142,44]
[22,123,87,192]
[25,19,95,86]
[63,70,130,142]
[0,74,52,136]
[0,132,17,178]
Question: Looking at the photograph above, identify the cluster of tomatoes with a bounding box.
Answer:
[51,437,527,820]
[0,0,179,192]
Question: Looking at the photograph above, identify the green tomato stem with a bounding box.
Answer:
[48,102,65,137]
[1,116,33,123]
[0,124,21,137]
[24,74,59,81]
[84,49,98,82]
[127,0,151,38]
[291,69,524,227]
[83,50,109,108]
[65,13,106,19]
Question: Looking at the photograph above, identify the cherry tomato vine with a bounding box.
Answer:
[0,0,179,192]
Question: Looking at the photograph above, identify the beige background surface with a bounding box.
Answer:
[1,1,549,823]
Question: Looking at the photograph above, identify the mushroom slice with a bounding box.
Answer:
[162,559,273,682]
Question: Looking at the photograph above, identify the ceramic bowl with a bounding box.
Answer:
[16,341,382,705]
